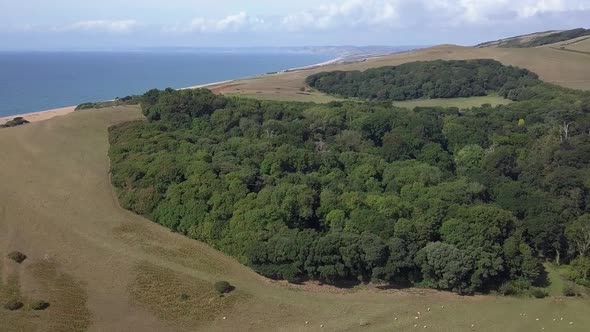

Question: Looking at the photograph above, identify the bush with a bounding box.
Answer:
[7,251,27,264]
[214,281,234,295]
[180,293,190,301]
[4,300,24,311]
[563,283,579,297]
[75,103,97,111]
[31,300,50,310]
[530,288,548,299]
[499,279,530,296]
[0,117,29,128]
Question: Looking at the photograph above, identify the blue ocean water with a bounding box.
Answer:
[0,51,333,117]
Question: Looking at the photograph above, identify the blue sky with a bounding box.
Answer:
[1,0,589,50]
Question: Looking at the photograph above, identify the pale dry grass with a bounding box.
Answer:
[128,262,249,330]
[26,260,91,332]
[212,44,590,102]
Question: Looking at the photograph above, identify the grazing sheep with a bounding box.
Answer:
[222,316,227,320]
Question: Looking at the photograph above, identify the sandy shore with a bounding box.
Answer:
[0,106,77,125]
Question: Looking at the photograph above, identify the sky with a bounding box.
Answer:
[1,0,589,50]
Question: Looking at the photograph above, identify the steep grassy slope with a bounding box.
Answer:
[1,102,590,331]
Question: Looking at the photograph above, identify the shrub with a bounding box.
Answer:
[180,293,190,301]
[499,279,530,296]
[530,288,548,299]
[214,281,234,295]
[7,251,27,264]
[0,117,29,128]
[31,300,50,310]
[4,300,24,311]
[563,283,579,297]
[75,103,97,111]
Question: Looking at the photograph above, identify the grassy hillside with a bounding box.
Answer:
[475,30,560,48]
[476,28,590,48]
[210,43,590,102]
[2,105,590,331]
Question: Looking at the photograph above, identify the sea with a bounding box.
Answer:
[0,51,334,117]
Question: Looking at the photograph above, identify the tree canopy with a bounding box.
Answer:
[109,61,590,294]
[305,59,540,101]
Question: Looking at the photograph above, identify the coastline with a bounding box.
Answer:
[0,106,77,125]
[0,53,374,125]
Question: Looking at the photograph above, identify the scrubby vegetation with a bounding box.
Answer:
[76,95,141,111]
[7,251,27,264]
[109,60,590,295]
[305,60,539,101]
[214,281,233,295]
[31,300,50,310]
[0,117,29,128]
[522,28,590,48]
[4,300,24,311]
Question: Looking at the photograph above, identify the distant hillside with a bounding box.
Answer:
[477,28,590,48]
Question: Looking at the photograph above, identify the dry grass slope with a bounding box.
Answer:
[1,91,590,331]
[210,44,590,102]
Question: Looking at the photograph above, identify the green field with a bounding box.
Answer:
[392,95,512,109]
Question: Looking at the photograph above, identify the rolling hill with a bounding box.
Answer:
[211,41,590,102]
[476,28,590,48]
[2,30,590,331]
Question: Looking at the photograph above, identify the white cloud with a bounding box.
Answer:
[428,0,590,23]
[281,0,400,31]
[54,20,139,33]
[164,12,265,33]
